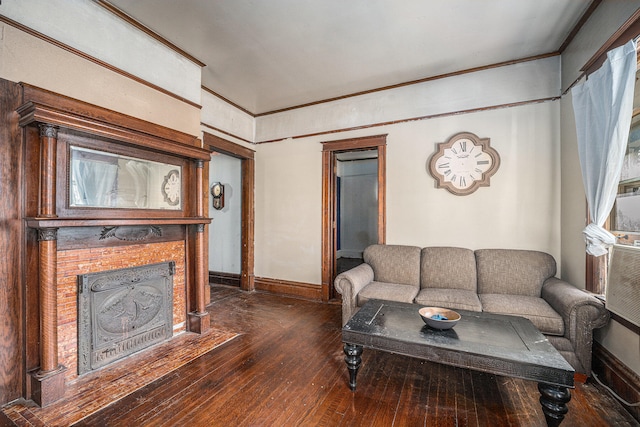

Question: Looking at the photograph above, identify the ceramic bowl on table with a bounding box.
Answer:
[418,307,461,330]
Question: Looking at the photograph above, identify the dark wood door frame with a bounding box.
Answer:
[203,132,255,291]
[321,134,387,301]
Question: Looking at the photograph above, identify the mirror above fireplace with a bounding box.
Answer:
[69,146,183,210]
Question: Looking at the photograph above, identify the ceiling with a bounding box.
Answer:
[107,0,593,115]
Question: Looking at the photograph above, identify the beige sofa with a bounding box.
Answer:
[334,245,609,375]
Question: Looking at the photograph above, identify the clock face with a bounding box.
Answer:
[428,132,500,195]
[161,169,181,206]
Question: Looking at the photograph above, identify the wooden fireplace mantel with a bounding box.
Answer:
[17,84,212,407]
[26,217,211,228]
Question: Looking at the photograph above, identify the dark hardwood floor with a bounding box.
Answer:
[3,285,639,426]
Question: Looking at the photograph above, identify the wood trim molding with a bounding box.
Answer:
[257,97,559,144]
[201,86,255,118]
[581,8,640,75]
[321,135,387,301]
[377,145,387,244]
[201,122,254,145]
[202,98,560,146]
[321,149,334,302]
[208,271,241,287]
[610,312,640,335]
[558,0,602,53]
[255,53,558,117]
[203,133,255,159]
[95,1,206,67]
[0,15,202,109]
[17,84,208,160]
[254,277,322,301]
[592,341,640,422]
[203,132,255,292]
[241,158,256,292]
[321,134,388,151]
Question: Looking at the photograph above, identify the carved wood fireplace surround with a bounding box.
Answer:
[17,84,211,407]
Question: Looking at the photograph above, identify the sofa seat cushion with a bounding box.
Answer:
[357,281,419,307]
[414,288,482,312]
[479,294,564,336]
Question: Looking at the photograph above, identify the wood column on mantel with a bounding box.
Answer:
[38,124,58,218]
[188,160,210,333]
[30,124,67,407]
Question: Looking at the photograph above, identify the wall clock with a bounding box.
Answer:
[427,132,500,196]
[210,182,225,210]
[161,169,181,206]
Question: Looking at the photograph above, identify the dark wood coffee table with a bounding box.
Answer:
[342,299,575,427]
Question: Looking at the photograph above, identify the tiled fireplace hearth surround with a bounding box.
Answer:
[18,84,212,407]
[58,241,186,382]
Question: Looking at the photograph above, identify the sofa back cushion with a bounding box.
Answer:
[476,249,557,297]
[420,247,477,291]
[363,244,421,287]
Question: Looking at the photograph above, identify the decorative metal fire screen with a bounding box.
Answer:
[77,262,175,375]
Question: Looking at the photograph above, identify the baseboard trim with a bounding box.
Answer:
[254,277,322,301]
[209,271,241,287]
[592,341,640,423]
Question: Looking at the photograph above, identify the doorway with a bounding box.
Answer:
[208,152,242,285]
[203,132,255,291]
[321,135,387,301]
[336,150,379,274]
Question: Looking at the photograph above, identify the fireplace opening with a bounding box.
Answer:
[77,261,175,375]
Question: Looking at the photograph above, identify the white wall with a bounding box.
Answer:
[255,56,559,142]
[0,11,201,135]
[201,89,255,143]
[253,98,561,284]
[560,0,640,377]
[254,139,323,284]
[208,154,242,274]
[249,55,562,285]
[0,0,202,106]
[561,1,640,94]
[386,102,560,254]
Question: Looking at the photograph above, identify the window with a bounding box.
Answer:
[610,68,640,247]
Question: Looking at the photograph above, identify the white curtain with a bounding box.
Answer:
[572,39,637,257]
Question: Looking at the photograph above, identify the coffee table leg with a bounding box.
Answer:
[343,343,363,391]
[538,383,571,426]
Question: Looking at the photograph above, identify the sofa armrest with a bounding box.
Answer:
[334,263,374,326]
[542,277,609,374]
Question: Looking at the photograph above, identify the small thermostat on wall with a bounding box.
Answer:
[211,182,224,210]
